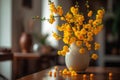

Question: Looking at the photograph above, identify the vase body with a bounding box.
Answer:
[19,32,33,53]
[65,43,90,72]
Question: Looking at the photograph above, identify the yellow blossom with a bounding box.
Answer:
[76,41,82,46]
[91,53,98,60]
[48,14,55,24]
[64,31,72,37]
[63,37,69,44]
[93,29,99,35]
[88,10,93,17]
[63,45,69,52]
[94,42,100,50]
[49,2,57,13]
[67,71,71,75]
[66,24,72,31]
[80,29,87,35]
[96,14,103,19]
[52,32,61,40]
[61,50,66,56]
[56,25,63,31]
[93,25,103,35]
[93,20,100,26]
[79,47,85,54]
[85,42,91,49]
[72,27,77,32]
[62,69,68,74]
[84,24,92,30]
[87,36,93,41]
[57,6,63,16]
[57,51,61,55]
[78,34,84,40]
[60,17,65,21]
[87,32,93,37]
[88,47,91,50]
[88,19,93,24]
[97,25,103,31]
[71,71,77,76]
[97,9,105,16]
[69,37,76,44]
[65,12,72,22]
[70,6,78,15]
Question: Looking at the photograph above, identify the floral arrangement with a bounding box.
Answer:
[34,0,105,60]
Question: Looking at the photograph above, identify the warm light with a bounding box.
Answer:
[83,74,87,78]
[54,71,57,77]
[48,71,52,77]
[90,73,94,78]
[109,72,112,77]
[54,66,58,71]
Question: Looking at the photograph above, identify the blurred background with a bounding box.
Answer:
[0,0,120,80]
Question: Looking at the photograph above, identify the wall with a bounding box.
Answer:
[12,0,42,52]
[0,0,12,80]
[0,0,12,47]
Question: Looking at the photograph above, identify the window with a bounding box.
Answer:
[41,0,58,47]
[0,0,12,80]
[0,0,12,48]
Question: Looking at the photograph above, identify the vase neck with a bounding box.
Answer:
[70,43,79,50]
[70,43,88,52]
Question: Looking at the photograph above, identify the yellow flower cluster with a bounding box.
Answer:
[57,45,69,56]
[48,0,105,60]
[48,66,77,77]
[52,32,61,40]
[62,68,77,76]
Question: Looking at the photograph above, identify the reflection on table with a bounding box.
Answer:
[18,66,120,80]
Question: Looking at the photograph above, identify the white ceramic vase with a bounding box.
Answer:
[65,43,90,72]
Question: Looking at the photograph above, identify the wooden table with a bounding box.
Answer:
[18,66,120,80]
[13,53,59,79]
[13,53,41,79]
[0,52,13,61]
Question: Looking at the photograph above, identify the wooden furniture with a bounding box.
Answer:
[0,53,13,61]
[18,66,120,80]
[0,52,13,80]
[13,53,59,79]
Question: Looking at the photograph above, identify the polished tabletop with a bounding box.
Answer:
[18,66,120,80]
